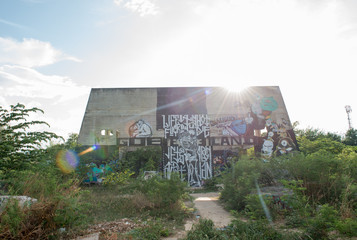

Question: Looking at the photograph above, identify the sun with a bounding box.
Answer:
[222,84,249,93]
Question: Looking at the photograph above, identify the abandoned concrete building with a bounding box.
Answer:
[78,86,297,186]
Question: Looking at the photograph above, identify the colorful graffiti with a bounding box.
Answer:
[163,114,211,187]
[129,119,152,138]
[250,96,297,159]
[83,163,113,184]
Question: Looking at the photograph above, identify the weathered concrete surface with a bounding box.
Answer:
[190,192,233,228]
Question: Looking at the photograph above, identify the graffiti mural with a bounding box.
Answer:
[83,163,113,184]
[129,119,152,138]
[163,114,211,187]
[78,87,298,186]
[250,96,298,159]
[211,115,254,136]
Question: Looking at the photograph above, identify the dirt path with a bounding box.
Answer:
[163,192,233,240]
[190,192,233,228]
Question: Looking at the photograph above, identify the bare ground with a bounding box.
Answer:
[163,191,233,240]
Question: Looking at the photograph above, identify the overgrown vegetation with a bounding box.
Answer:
[1,103,357,239]
[218,126,357,239]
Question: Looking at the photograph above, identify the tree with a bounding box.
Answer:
[0,103,62,175]
[343,128,357,146]
[295,127,342,142]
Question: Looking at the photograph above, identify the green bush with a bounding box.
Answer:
[0,199,24,237]
[121,147,162,176]
[244,194,275,220]
[185,219,226,240]
[336,218,357,237]
[305,204,338,240]
[102,169,134,186]
[220,157,262,211]
[0,168,89,239]
[227,219,285,240]
[185,219,305,240]
[125,220,170,240]
[135,174,187,209]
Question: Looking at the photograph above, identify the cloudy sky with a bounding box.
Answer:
[0,0,356,139]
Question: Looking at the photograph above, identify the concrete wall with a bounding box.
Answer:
[78,86,297,186]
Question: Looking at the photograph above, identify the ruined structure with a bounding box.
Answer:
[78,86,297,186]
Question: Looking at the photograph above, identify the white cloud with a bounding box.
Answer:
[114,0,159,16]
[0,37,81,68]
[0,65,89,103]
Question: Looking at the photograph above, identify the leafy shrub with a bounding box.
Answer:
[226,219,285,240]
[202,177,219,191]
[0,104,62,176]
[185,219,226,240]
[305,204,338,240]
[244,194,274,220]
[102,169,134,186]
[336,218,357,237]
[0,169,89,238]
[185,219,304,240]
[125,220,169,240]
[121,147,162,176]
[220,157,262,211]
[134,174,187,209]
[0,199,24,237]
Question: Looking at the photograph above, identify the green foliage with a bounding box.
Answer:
[126,220,170,240]
[336,218,357,237]
[226,219,287,240]
[244,194,274,220]
[185,219,226,240]
[220,126,357,238]
[298,136,345,155]
[220,157,262,211]
[0,170,89,238]
[135,174,187,210]
[0,104,62,175]
[81,174,189,225]
[121,147,162,176]
[305,204,338,240]
[295,127,342,142]
[202,177,219,191]
[343,128,357,146]
[0,199,25,237]
[102,169,134,186]
[185,219,304,240]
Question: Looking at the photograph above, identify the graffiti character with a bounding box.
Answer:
[260,96,278,112]
[261,139,274,157]
[275,137,296,156]
[129,119,152,137]
[178,130,198,153]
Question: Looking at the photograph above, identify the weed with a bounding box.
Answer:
[185,219,226,240]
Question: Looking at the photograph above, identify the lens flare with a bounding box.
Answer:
[56,150,79,174]
[78,145,99,156]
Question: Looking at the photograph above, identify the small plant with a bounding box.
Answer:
[102,169,134,186]
[185,219,226,240]
[125,220,170,240]
[202,177,219,191]
[336,218,357,237]
[305,204,338,240]
[220,157,262,211]
[244,194,275,220]
[0,199,24,237]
